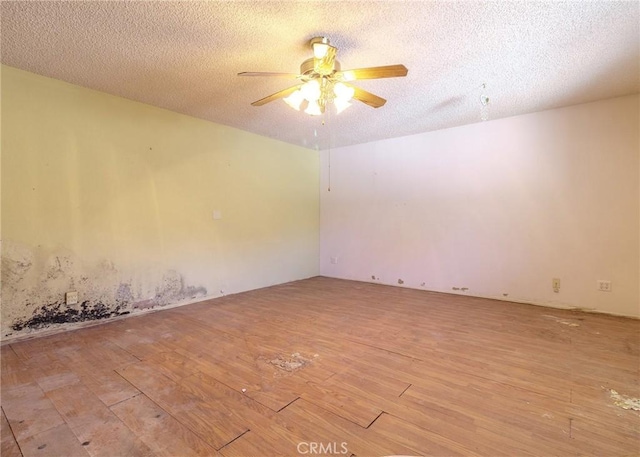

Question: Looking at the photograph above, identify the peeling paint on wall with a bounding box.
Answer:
[1,241,208,339]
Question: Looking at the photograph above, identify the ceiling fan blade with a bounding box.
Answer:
[338,64,408,81]
[238,72,301,78]
[251,85,301,106]
[348,84,387,108]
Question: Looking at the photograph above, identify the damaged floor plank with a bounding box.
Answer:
[116,362,249,450]
[110,393,222,456]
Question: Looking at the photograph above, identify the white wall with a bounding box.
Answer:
[320,95,639,317]
[1,66,319,339]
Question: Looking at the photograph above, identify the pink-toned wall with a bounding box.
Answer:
[320,95,639,317]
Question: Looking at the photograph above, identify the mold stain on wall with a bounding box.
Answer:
[1,241,207,338]
[11,301,130,331]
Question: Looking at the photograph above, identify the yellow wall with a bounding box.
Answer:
[1,65,319,338]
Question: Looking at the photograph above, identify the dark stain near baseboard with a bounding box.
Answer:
[11,301,130,331]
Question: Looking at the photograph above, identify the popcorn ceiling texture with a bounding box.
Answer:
[1,1,638,150]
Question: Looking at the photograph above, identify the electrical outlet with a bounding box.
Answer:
[330,256,339,265]
[552,278,560,293]
[66,291,78,305]
[597,280,612,292]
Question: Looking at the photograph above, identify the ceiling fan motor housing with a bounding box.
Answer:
[300,58,341,77]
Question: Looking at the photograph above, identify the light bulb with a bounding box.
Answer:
[284,90,304,110]
[313,43,329,59]
[305,99,323,116]
[341,71,356,82]
[301,80,321,101]
[333,82,354,101]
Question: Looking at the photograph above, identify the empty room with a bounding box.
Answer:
[1,1,639,456]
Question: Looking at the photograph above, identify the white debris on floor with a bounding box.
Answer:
[542,315,580,327]
[609,389,640,411]
[269,352,312,372]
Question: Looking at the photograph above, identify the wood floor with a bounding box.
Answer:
[1,277,639,457]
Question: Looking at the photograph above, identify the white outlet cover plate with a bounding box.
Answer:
[66,291,79,305]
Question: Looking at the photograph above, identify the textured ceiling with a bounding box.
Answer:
[2,1,638,150]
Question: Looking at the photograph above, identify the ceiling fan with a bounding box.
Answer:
[238,37,408,115]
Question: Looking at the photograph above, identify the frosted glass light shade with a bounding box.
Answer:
[334,98,352,114]
[284,90,305,110]
[333,82,354,101]
[305,99,323,116]
[301,80,321,101]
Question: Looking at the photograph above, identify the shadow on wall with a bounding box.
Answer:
[1,241,207,339]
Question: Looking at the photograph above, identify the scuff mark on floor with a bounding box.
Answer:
[542,315,580,327]
[608,389,640,411]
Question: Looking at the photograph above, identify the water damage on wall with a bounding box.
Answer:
[11,301,130,331]
[1,241,208,338]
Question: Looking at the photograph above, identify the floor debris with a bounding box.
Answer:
[269,352,311,372]
[608,389,640,411]
[542,315,580,327]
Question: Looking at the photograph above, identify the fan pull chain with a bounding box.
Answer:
[328,148,331,192]
[325,109,331,192]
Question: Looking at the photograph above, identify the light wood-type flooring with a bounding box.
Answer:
[1,277,639,456]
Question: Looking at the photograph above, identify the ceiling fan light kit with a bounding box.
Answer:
[238,37,408,116]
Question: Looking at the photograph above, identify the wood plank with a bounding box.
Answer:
[117,362,249,450]
[110,393,221,456]
[300,379,383,428]
[23,355,81,393]
[17,423,89,457]
[275,398,421,457]
[142,350,201,382]
[368,412,479,456]
[45,384,155,457]
[2,382,65,442]
[218,429,293,457]
[72,368,140,407]
[173,346,299,411]
[1,346,23,373]
[1,407,22,457]
[178,371,277,424]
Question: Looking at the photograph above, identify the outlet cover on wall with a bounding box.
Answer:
[552,278,560,293]
[212,210,222,220]
[597,280,612,292]
[66,291,79,305]
[330,256,339,265]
